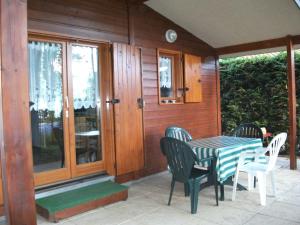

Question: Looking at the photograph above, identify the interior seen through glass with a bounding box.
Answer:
[29,40,65,173]
[159,56,173,98]
[71,44,102,165]
[29,41,103,173]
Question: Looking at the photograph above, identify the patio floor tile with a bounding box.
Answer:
[36,158,300,225]
[244,214,300,225]
[259,201,300,223]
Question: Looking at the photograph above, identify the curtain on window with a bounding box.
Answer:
[159,56,172,88]
[28,41,63,118]
[29,41,99,116]
[71,45,99,110]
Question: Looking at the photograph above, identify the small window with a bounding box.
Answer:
[158,49,183,104]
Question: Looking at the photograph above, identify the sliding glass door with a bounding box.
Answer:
[69,44,105,177]
[28,37,110,186]
[29,39,71,185]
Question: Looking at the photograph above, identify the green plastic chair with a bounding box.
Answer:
[233,123,263,142]
[165,126,193,142]
[165,126,193,195]
[160,137,218,214]
[233,123,264,188]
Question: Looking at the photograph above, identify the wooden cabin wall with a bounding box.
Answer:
[27,0,219,180]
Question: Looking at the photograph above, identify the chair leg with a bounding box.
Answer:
[232,169,239,201]
[270,171,276,197]
[190,180,200,214]
[168,178,175,206]
[248,174,254,191]
[184,183,190,197]
[213,169,219,206]
[257,172,266,206]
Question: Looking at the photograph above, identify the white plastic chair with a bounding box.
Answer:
[232,132,287,206]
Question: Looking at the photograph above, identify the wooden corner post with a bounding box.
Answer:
[286,36,297,170]
[215,56,222,135]
[0,0,37,224]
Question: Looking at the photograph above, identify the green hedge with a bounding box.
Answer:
[220,52,300,152]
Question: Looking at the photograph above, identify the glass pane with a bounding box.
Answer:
[159,56,173,98]
[28,41,65,173]
[71,45,102,165]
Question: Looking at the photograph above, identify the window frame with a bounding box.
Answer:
[157,48,184,105]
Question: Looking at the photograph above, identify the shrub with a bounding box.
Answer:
[220,52,300,153]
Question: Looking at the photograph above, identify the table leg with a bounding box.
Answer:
[220,184,224,201]
[220,176,248,201]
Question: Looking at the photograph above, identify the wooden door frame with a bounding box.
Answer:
[28,33,116,183]
[112,43,145,176]
[67,41,106,177]
[28,36,72,186]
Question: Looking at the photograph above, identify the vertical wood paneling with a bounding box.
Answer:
[0,0,37,223]
[100,45,116,176]
[113,43,144,175]
[184,54,202,103]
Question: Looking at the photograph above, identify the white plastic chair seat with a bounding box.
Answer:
[240,162,268,173]
[232,132,287,206]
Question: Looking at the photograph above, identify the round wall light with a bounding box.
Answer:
[165,29,177,43]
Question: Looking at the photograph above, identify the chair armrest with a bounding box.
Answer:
[255,147,268,155]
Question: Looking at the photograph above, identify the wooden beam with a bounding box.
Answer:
[127,0,148,5]
[216,37,287,55]
[286,36,297,170]
[293,35,300,45]
[0,0,37,224]
[215,56,222,135]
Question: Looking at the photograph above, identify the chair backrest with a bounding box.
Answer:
[160,137,196,183]
[266,132,287,171]
[234,123,263,142]
[165,126,193,142]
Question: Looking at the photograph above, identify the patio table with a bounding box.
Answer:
[188,136,263,200]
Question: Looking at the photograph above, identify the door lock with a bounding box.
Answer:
[106,99,120,104]
[137,98,145,109]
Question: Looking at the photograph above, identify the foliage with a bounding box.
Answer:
[220,52,300,153]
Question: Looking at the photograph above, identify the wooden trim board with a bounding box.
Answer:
[216,35,300,56]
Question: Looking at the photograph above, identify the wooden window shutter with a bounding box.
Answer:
[184,54,202,103]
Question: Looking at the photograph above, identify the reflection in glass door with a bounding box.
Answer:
[70,44,103,167]
[28,37,110,185]
[28,40,68,176]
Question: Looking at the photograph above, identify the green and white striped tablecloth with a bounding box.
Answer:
[188,136,263,184]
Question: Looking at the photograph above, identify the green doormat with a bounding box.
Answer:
[36,180,128,222]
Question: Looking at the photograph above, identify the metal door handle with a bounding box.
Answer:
[137,98,145,109]
[106,99,120,104]
[65,96,69,118]
[65,96,69,108]
[178,87,189,92]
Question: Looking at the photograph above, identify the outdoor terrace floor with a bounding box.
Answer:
[34,158,300,225]
[35,157,300,225]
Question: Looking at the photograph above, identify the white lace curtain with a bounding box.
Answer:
[71,45,99,110]
[159,56,172,88]
[29,41,63,118]
[29,41,99,117]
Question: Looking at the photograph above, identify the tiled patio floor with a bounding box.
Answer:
[37,157,300,225]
